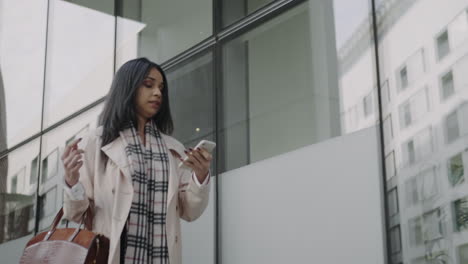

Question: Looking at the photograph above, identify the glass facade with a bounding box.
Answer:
[1,0,467,263]
[373,0,468,263]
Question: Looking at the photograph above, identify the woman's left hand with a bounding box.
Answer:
[182,147,212,182]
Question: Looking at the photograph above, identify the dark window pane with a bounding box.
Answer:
[448,153,464,186]
[441,70,454,100]
[117,0,212,65]
[222,0,276,27]
[221,1,376,172]
[437,30,450,60]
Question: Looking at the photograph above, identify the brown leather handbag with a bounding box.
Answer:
[19,207,109,264]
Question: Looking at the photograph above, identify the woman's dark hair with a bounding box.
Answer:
[99,57,173,146]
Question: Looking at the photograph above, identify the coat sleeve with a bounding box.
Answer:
[174,145,211,222]
[62,133,97,223]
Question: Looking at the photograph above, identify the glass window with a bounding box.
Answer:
[441,70,455,100]
[117,0,213,65]
[376,1,468,263]
[40,149,59,184]
[447,9,468,53]
[221,1,375,171]
[420,167,438,201]
[363,92,374,117]
[165,52,216,175]
[390,226,402,254]
[453,196,468,232]
[0,139,39,245]
[436,30,450,60]
[38,187,57,221]
[398,87,430,130]
[448,152,464,187]
[155,55,216,262]
[30,156,39,186]
[405,177,418,208]
[395,49,426,93]
[400,102,412,129]
[43,0,115,127]
[423,208,443,242]
[383,115,393,146]
[406,140,416,166]
[385,151,396,180]
[408,216,423,247]
[10,175,17,194]
[388,188,399,217]
[381,80,391,111]
[446,110,460,144]
[405,167,438,208]
[458,243,468,264]
[0,0,47,151]
[222,0,277,27]
[399,67,409,90]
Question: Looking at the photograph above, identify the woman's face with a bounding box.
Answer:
[135,67,164,121]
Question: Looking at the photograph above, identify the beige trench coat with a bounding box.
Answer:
[63,127,210,264]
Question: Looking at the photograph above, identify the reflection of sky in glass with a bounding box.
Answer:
[0,0,144,148]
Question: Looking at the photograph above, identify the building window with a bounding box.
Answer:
[402,127,434,167]
[398,87,430,130]
[390,226,402,254]
[458,243,468,264]
[381,80,391,109]
[409,216,423,246]
[388,188,399,217]
[10,167,26,194]
[363,92,374,117]
[11,176,17,193]
[405,167,438,207]
[448,152,464,187]
[385,151,396,180]
[440,70,454,100]
[437,30,450,60]
[401,102,412,128]
[38,187,57,221]
[41,148,59,184]
[30,156,39,185]
[399,66,409,90]
[383,115,393,145]
[423,208,443,242]
[453,196,468,232]
[396,49,426,93]
[407,140,416,165]
[445,110,460,144]
[406,176,419,208]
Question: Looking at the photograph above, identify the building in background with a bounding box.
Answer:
[340,0,468,263]
[0,0,467,263]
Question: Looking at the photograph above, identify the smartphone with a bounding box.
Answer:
[178,140,216,169]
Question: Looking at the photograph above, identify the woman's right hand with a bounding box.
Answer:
[62,138,84,187]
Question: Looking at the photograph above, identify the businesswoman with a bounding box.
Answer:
[61,57,211,264]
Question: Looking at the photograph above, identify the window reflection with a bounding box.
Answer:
[373,1,468,263]
[0,140,39,244]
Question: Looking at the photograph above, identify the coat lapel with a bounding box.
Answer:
[100,135,132,180]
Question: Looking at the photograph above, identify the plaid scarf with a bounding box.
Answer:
[120,121,170,264]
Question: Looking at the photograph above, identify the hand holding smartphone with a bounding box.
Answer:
[178,140,216,169]
[179,139,216,169]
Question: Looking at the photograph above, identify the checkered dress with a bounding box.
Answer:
[120,121,170,264]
